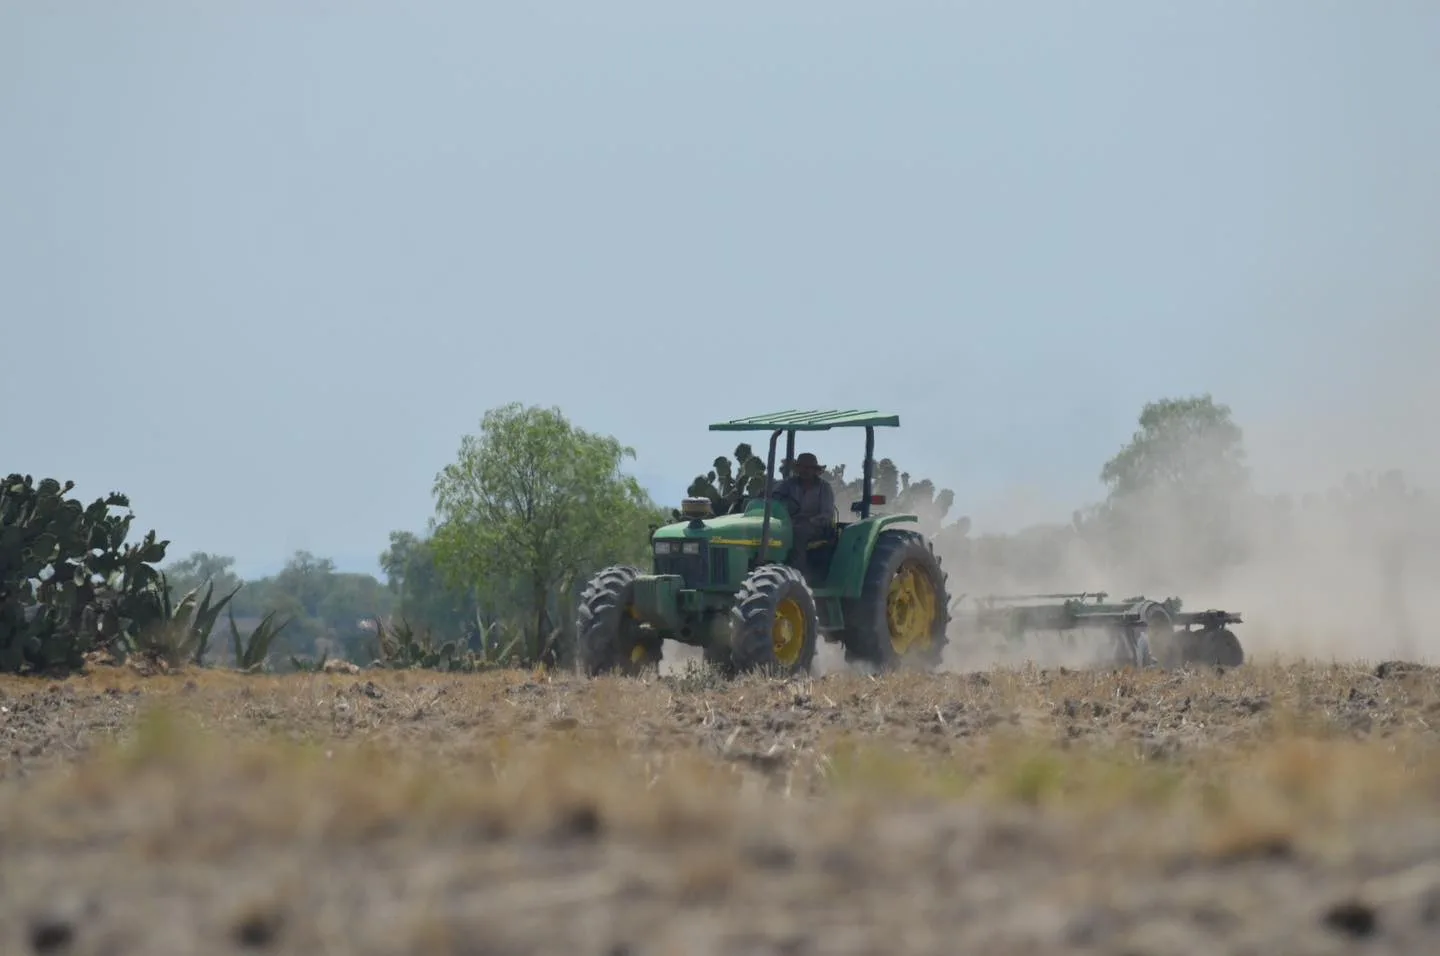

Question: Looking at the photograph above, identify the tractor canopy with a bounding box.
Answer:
[707,408,902,526]
[708,409,901,431]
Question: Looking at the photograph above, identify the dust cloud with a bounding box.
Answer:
[818,328,1440,671]
[918,398,1440,670]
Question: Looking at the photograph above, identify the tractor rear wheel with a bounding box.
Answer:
[727,564,819,676]
[842,529,950,672]
[576,565,663,677]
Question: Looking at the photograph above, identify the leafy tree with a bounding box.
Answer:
[430,403,660,665]
[161,551,242,604]
[379,529,481,644]
[316,571,393,650]
[170,550,393,663]
[1095,394,1251,581]
[1099,394,1249,502]
[273,550,336,616]
[379,531,424,594]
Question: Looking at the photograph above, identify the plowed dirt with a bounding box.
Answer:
[2,656,1440,955]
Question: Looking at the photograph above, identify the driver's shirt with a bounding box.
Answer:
[771,476,835,526]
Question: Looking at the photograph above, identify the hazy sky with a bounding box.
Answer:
[3,2,1437,580]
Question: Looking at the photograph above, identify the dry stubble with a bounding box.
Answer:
[1,659,1440,954]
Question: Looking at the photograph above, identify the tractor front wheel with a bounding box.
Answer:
[576,565,663,677]
[842,529,950,672]
[727,564,820,676]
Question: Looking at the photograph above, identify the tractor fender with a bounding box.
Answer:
[829,514,920,600]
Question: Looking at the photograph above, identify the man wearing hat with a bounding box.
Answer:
[770,451,836,576]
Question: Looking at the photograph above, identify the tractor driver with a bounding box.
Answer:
[770,452,835,575]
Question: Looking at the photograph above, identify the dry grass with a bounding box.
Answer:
[4,660,1438,852]
[2,659,1440,953]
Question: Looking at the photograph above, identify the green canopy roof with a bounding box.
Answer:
[708,409,901,431]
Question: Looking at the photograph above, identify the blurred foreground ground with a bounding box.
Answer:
[3,657,1440,955]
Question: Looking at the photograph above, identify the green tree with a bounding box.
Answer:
[273,550,336,616]
[220,550,393,663]
[379,529,481,643]
[1099,394,1249,501]
[430,403,660,664]
[316,571,393,653]
[1096,394,1251,581]
[379,531,423,595]
[161,551,243,603]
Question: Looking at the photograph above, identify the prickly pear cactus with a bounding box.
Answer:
[683,444,769,518]
[0,474,171,674]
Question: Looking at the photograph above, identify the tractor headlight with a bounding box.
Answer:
[654,541,674,555]
[682,541,701,555]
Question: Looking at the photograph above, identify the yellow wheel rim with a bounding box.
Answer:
[886,561,938,656]
[625,603,649,665]
[772,597,807,667]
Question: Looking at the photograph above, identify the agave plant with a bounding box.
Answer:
[489,626,526,667]
[368,616,514,672]
[288,649,330,672]
[228,606,291,672]
[133,575,243,668]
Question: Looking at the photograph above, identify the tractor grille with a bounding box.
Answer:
[654,548,707,588]
[707,547,729,586]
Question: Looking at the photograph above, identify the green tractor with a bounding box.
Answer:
[575,409,952,678]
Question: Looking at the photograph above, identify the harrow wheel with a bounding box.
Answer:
[576,565,663,677]
[727,564,819,676]
[841,529,950,672]
[1140,603,1180,667]
[1185,627,1244,667]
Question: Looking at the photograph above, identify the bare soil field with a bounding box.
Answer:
[3,656,1440,955]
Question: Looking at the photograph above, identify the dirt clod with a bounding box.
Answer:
[28,916,73,953]
[1323,899,1378,937]
[231,908,283,948]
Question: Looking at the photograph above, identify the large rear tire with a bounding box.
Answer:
[576,565,663,677]
[841,529,950,672]
[727,564,820,676]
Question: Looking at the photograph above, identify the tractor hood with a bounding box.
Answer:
[652,499,790,551]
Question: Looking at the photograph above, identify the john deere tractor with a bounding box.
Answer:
[575,409,952,678]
